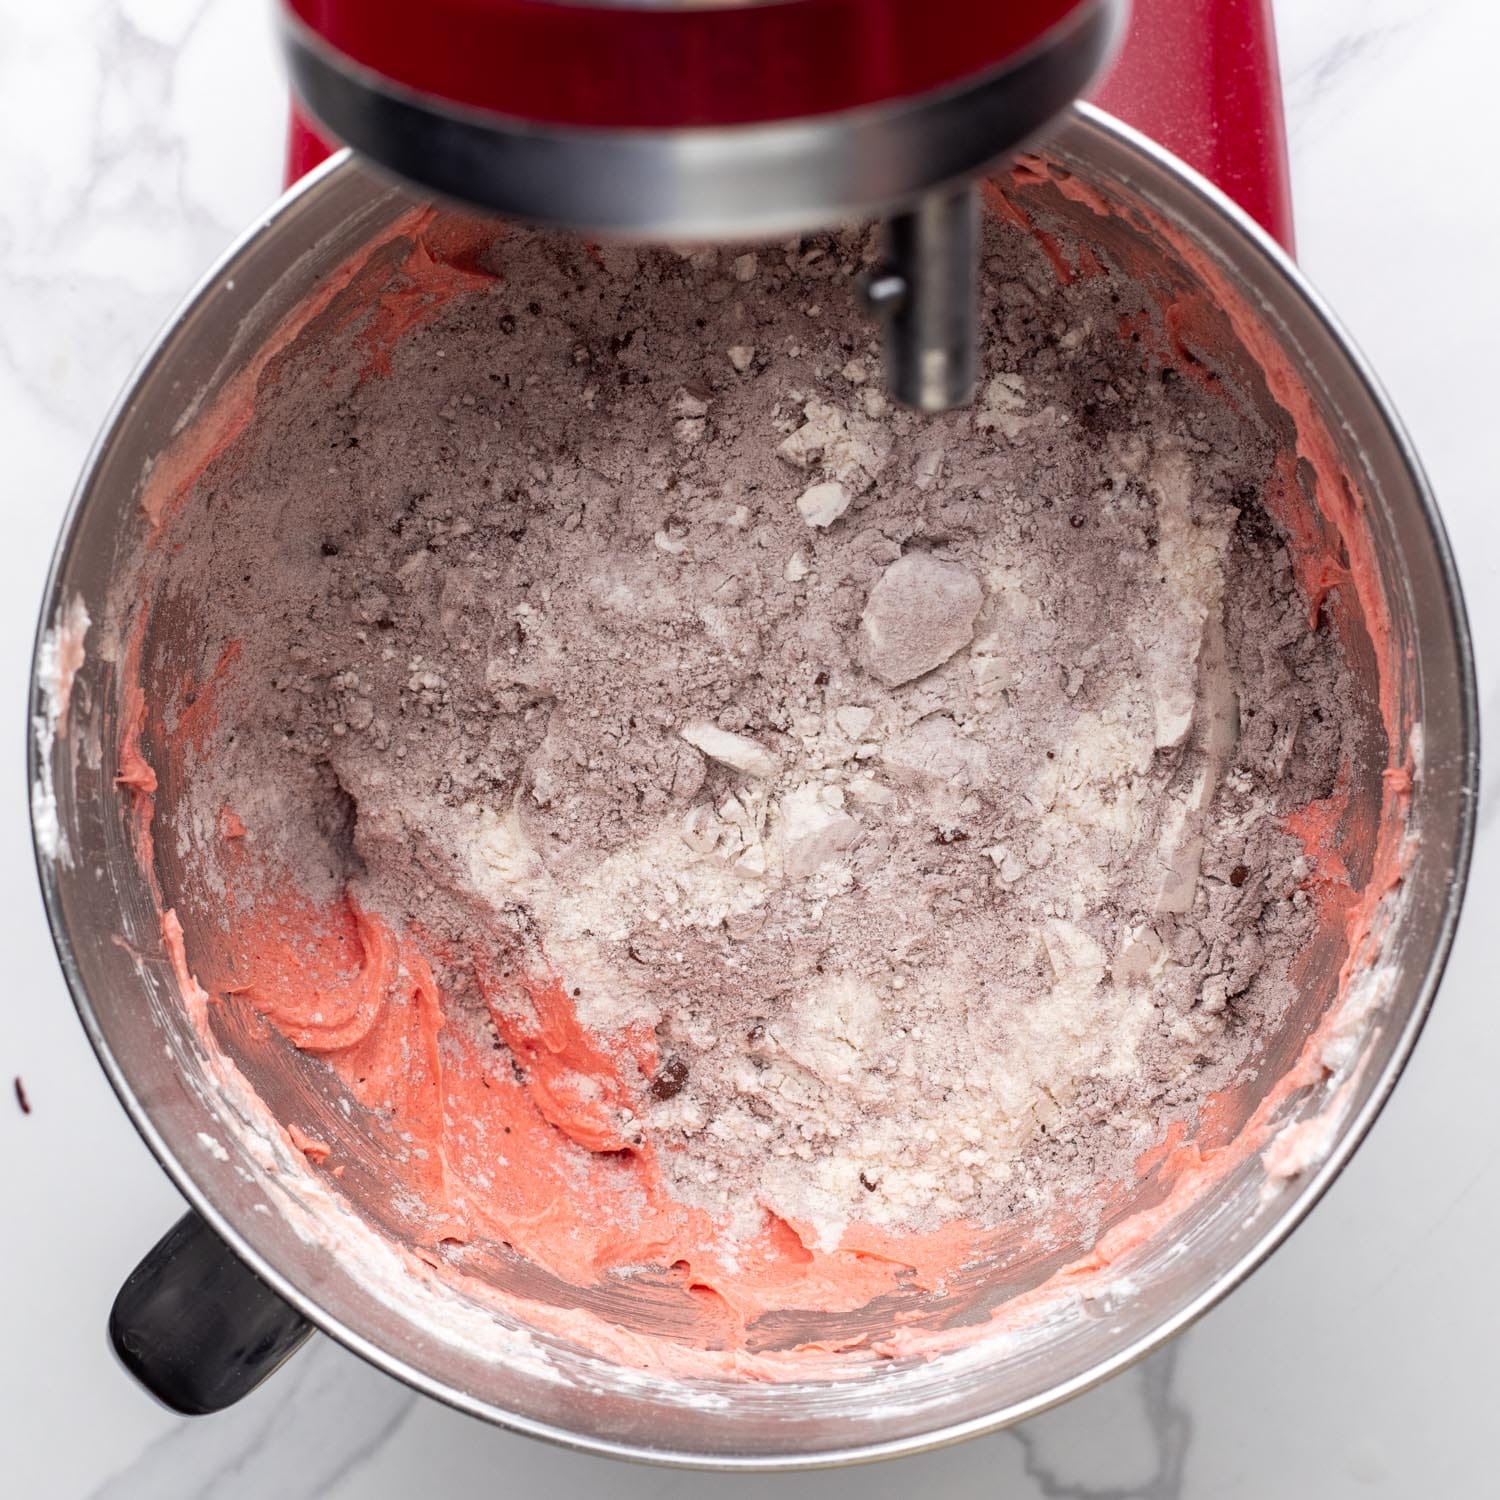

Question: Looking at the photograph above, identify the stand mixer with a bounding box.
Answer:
[36,0,1475,1468]
[282,0,1129,412]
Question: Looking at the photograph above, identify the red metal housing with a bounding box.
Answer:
[286,0,1092,129]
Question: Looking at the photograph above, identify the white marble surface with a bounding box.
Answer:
[1,1,1495,1494]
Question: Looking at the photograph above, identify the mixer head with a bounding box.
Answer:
[282,0,1125,411]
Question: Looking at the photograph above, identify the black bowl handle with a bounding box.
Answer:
[110,1210,314,1414]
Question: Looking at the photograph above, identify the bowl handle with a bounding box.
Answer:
[110,1211,314,1415]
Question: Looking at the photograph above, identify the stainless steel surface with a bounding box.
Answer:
[31,108,1477,1468]
[867,184,980,411]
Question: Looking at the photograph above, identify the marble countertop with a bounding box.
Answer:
[2,2,1494,1495]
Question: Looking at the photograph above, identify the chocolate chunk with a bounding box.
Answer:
[650,1056,690,1101]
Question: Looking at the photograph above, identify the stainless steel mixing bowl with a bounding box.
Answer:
[30,106,1476,1466]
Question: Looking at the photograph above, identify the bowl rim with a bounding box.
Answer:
[28,103,1479,1469]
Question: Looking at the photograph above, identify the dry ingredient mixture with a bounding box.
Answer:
[164,214,1356,1255]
